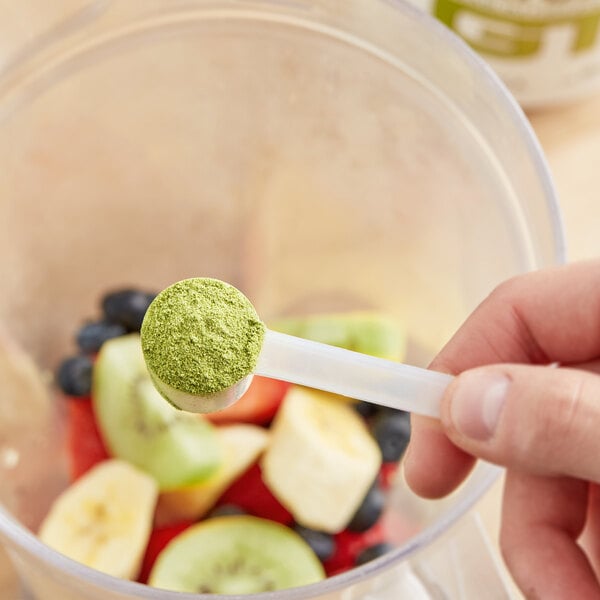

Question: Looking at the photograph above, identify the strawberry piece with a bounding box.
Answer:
[378,461,400,491]
[66,397,110,480]
[138,521,193,584]
[206,376,290,425]
[216,463,294,525]
[323,521,386,575]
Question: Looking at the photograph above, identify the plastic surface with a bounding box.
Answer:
[257,330,451,417]
[408,510,514,598]
[0,0,563,599]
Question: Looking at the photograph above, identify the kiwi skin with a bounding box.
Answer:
[92,334,222,490]
[148,516,325,594]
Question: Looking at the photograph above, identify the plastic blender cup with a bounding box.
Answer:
[0,1,563,599]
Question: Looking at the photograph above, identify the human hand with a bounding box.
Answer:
[404,260,600,599]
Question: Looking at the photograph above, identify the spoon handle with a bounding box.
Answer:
[255,329,451,417]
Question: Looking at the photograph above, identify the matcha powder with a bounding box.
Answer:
[141,278,266,396]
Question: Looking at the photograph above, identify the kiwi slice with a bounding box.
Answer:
[92,334,221,490]
[149,516,325,593]
[271,312,406,360]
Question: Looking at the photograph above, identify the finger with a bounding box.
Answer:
[433,260,600,372]
[403,415,475,498]
[441,364,600,481]
[501,471,598,598]
[579,483,600,582]
[406,260,600,498]
[569,357,600,375]
[405,356,600,497]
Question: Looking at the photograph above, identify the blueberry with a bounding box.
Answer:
[347,482,385,532]
[76,320,127,353]
[293,524,336,562]
[56,355,93,396]
[372,410,411,462]
[101,289,156,331]
[355,542,394,566]
[353,400,379,419]
[208,504,247,518]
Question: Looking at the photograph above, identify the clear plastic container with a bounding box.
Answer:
[0,1,564,599]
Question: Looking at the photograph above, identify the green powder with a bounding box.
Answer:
[140,278,266,396]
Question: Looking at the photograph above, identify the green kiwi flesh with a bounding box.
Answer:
[149,516,325,593]
[92,334,221,490]
[271,312,406,360]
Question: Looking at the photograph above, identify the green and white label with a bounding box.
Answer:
[414,0,600,104]
[434,0,600,57]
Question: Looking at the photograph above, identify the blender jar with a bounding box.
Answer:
[0,1,563,599]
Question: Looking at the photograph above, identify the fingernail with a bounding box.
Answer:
[449,371,509,440]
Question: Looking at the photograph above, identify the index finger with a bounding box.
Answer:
[433,259,600,372]
[405,260,600,498]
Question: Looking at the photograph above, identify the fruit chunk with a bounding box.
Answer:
[138,520,194,584]
[261,386,382,533]
[56,355,93,396]
[270,312,406,360]
[208,503,246,518]
[92,334,221,490]
[76,320,127,353]
[154,424,270,525]
[102,289,156,332]
[66,398,109,480]
[206,376,290,425]
[347,481,385,532]
[217,463,294,525]
[293,525,336,562]
[148,516,325,593]
[355,542,394,566]
[38,459,157,580]
[379,461,401,491]
[323,521,386,575]
[372,409,411,462]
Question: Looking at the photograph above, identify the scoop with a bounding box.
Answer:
[141,278,451,418]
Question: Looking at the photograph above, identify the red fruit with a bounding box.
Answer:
[379,462,400,491]
[138,521,193,584]
[66,397,110,480]
[216,463,294,525]
[326,566,353,577]
[206,376,290,425]
[323,521,386,575]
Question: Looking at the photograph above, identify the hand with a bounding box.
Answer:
[404,260,600,599]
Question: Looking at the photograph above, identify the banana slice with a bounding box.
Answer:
[38,459,158,580]
[155,424,270,525]
[261,387,381,533]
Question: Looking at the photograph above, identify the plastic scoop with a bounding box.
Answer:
[254,329,450,417]
[142,279,451,418]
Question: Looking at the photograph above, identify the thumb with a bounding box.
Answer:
[441,364,600,482]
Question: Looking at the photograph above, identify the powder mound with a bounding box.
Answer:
[140,278,265,396]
